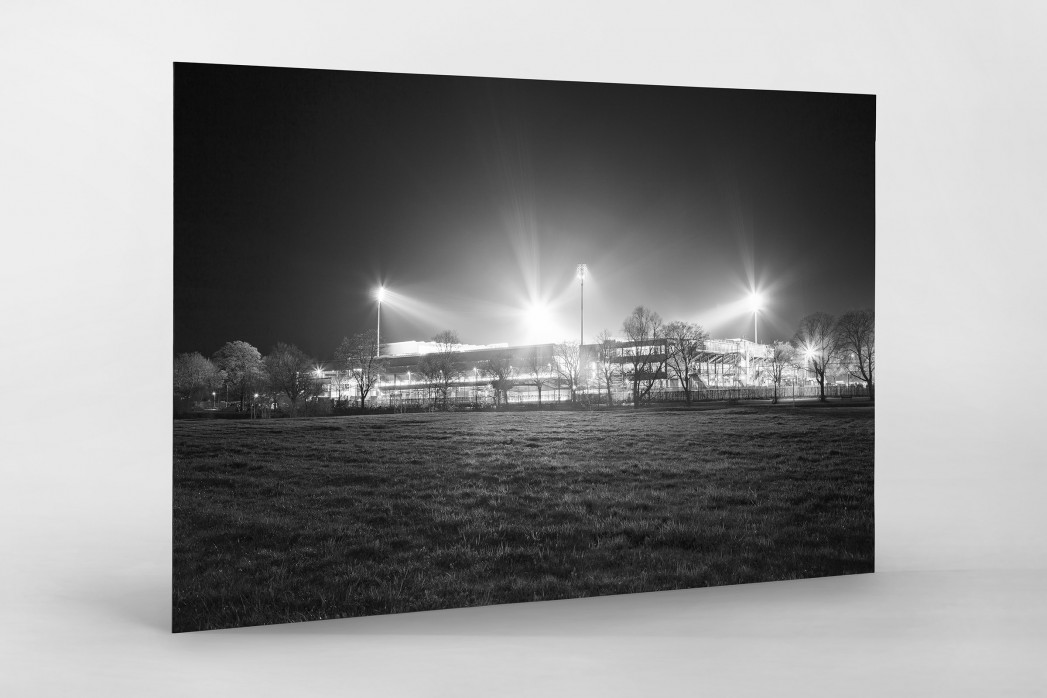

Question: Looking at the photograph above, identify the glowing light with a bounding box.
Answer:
[577,263,587,281]
[524,302,552,340]
[749,291,764,312]
[375,286,386,303]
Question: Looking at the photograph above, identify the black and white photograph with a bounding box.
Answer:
[7,1,1047,695]
[174,63,875,632]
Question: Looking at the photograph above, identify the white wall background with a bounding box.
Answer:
[2,2,1045,695]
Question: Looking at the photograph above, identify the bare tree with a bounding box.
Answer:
[768,340,795,404]
[329,368,351,403]
[621,306,666,407]
[417,354,443,407]
[423,330,463,409]
[663,320,709,405]
[553,340,581,404]
[594,329,621,406]
[212,340,263,409]
[481,352,516,407]
[793,312,840,402]
[263,342,319,416]
[521,345,551,408]
[835,308,875,400]
[334,330,385,409]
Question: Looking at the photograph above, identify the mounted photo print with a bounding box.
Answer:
[173,63,875,632]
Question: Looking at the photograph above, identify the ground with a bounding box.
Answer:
[173,403,874,632]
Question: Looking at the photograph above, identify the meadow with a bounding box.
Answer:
[173,404,873,632]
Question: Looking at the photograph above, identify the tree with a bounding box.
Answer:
[334,330,385,409]
[521,345,550,408]
[205,363,227,403]
[417,354,443,407]
[481,352,516,407]
[793,312,840,402]
[553,340,581,404]
[663,320,709,405]
[835,308,875,400]
[173,352,221,403]
[330,368,351,403]
[423,330,463,409]
[212,340,263,409]
[263,342,319,416]
[621,306,666,407]
[594,329,622,405]
[768,340,796,404]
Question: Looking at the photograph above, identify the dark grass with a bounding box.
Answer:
[173,404,873,631]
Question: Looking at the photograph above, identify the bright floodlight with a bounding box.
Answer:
[375,286,386,303]
[524,302,552,342]
[577,263,587,281]
[749,291,763,312]
[526,302,550,327]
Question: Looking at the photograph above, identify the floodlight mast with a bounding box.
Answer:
[750,291,763,344]
[375,286,386,357]
[577,263,587,348]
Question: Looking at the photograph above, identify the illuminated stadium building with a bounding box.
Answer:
[316,337,779,407]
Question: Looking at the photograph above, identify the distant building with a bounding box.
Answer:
[313,336,793,407]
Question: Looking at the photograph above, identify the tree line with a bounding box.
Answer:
[174,307,873,415]
[173,332,384,416]
[780,308,875,402]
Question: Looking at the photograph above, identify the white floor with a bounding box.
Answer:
[4,567,1044,696]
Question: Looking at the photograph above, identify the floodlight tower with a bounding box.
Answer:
[749,291,764,344]
[375,286,386,357]
[577,263,587,348]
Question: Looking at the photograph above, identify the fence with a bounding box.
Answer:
[655,385,870,402]
[365,383,870,410]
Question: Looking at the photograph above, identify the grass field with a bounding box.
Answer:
[173,404,873,632]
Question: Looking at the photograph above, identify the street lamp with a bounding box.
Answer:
[211,391,216,409]
[375,286,386,357]
[749,291,763,344]
[577,263,587,348]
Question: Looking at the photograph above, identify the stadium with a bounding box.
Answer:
[312,336,865,409]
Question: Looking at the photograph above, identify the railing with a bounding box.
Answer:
[653,385,869,402]
[359,383,869,409]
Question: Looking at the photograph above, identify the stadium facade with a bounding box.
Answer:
[312,336,829,408]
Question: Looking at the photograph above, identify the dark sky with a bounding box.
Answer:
[175,63,874,360]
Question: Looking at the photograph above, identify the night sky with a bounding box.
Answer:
[175,63,874,360]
